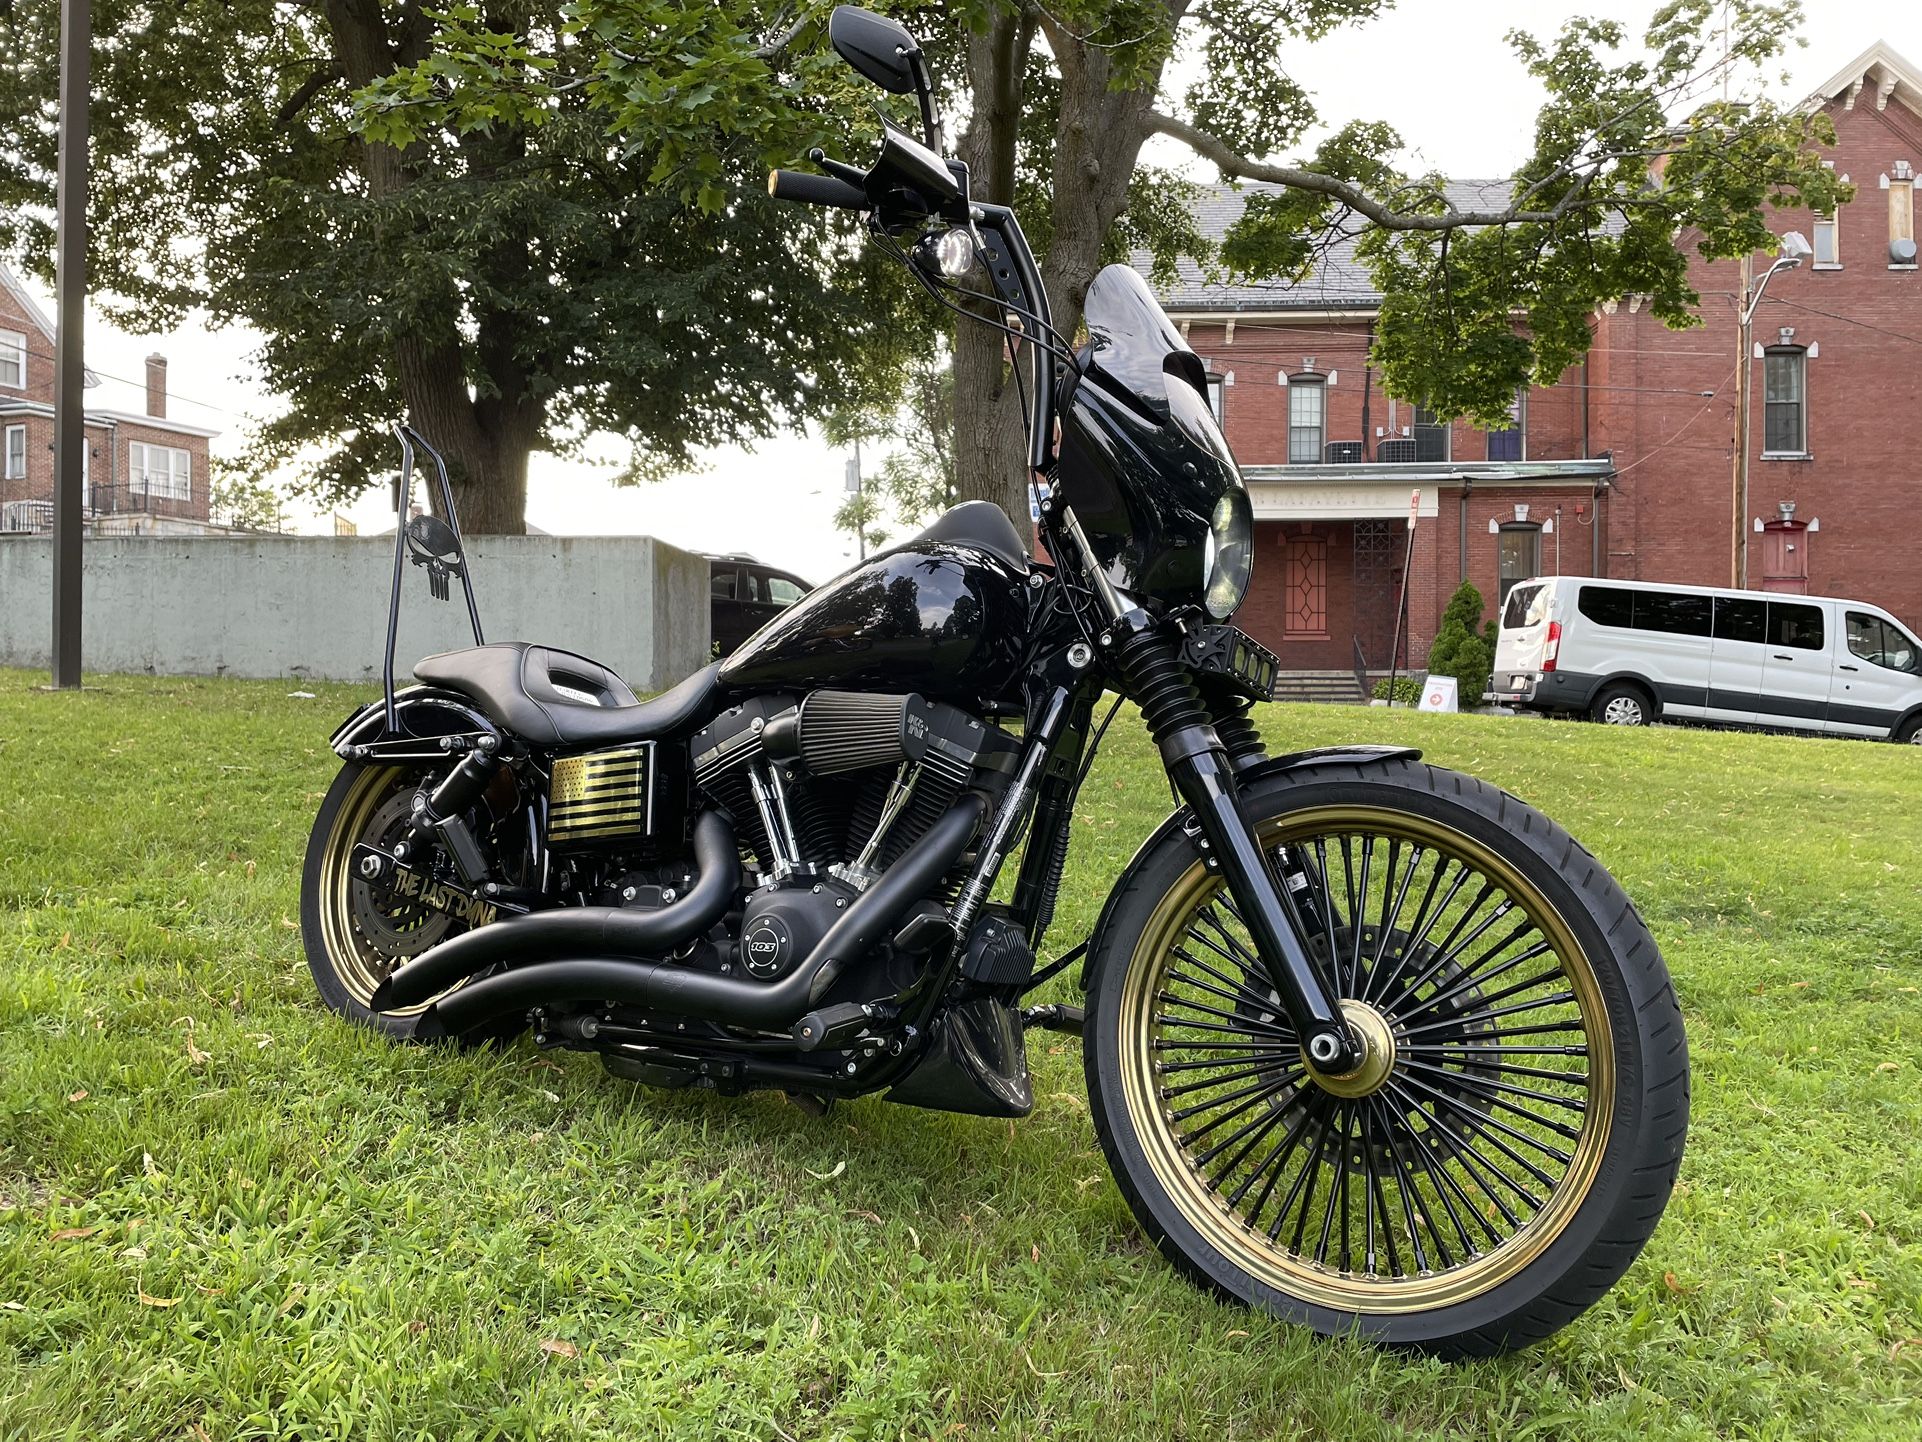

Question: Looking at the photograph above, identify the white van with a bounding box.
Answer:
[1492,576,1922,743]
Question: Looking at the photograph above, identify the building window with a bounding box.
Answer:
[0,330,25,389]
[129,441,191,502]
[3,425,24,480]
[1486,390,1526,462]
[1762,348,1806,456]
[1496,523,1541,607]
[1812,212,1840,267]
[1889,165,1915,267]
[1287,376,1324,463]
[1207,374,1225,425]
[1413,404,1451,462]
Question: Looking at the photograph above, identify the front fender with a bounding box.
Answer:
[330,686,501,760]
[1078,744,1419,991]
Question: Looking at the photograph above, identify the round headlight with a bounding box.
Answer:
[934,227,978,279]
[1204,488,1254,620]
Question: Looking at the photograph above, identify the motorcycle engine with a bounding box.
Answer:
[689,690,1019,977]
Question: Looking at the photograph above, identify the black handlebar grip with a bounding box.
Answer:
[767,169,868,210]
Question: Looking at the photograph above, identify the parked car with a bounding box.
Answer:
[1493,575,1922,742]
[705,554,813,655]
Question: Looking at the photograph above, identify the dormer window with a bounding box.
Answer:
[0,330,25,389]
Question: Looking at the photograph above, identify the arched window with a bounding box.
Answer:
[1287,375,1325,463]
[1762,347,1807,456]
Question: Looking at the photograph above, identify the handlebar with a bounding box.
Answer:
[767,169,868,211]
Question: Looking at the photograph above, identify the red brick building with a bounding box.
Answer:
[0,259,220,534]
[1157,40,1922,683]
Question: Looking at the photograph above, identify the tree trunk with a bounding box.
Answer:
[950,12,1162,535]
[326,0,541,533]
[951,11,1037,532]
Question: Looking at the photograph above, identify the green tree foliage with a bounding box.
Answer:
[826,351,959,553]
[0,1,924,531]
[364,0,1844,528]
[0,0,1849,533]
[1426,581,1496,704]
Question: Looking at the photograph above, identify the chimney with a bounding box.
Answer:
[145,353,167,419]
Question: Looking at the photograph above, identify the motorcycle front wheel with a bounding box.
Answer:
[1084,758,1688,1355]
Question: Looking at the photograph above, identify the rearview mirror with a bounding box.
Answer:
[829,6,921,94]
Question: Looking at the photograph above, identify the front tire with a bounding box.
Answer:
[1083,759,1688,1355]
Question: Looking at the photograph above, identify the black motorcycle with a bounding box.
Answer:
[302,6,1687,1355]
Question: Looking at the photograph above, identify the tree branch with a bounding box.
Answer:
[272,63,344,131]
[752,12,810,61]
[1147,109,1612,229]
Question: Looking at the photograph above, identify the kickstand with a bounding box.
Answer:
[783,1090,837,1118]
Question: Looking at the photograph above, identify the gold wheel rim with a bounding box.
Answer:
[316,766,457,1016]
[1118,805,1615,1314]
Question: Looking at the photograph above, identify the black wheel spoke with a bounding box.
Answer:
[1153,1040,1300,1058]
[1318,1101,1354,1268]
[1156,1013,1293,1041]
[1168,1064,1305,1120]
[1178,1072,1305,1145]
[1405,941,1556,1020]
[1156,990,1294,1039]
[1394,1072,1570,1175]
[1398,993,1579,1038]
[1234,1089,1328,1223]
[1160,1058,1297,1100]
[1385,1079,1541,1217]
[1170,952,1285,1017]
[1398,1058,1588,1115]
[1369,1095,1435,1272]
[1385,1092,1499,1253]
[1349,837,1373,996]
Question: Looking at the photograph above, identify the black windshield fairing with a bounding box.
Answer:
[1055,265,1248,611]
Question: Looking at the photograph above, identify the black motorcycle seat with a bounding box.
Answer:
[414,643,723,749]
[914,500,1029,572]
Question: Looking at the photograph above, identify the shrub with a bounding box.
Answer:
[1371,675,1424,704]
[1426,580,1495,702]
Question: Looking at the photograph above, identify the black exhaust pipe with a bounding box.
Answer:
[422,792,986,1037]
[371,810,740,1012]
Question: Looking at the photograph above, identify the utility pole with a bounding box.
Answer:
[1729,253,1752,589]
[845,441,864,562]
[50,0,89,689]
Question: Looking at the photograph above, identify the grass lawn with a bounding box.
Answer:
[0,668,1918,1441]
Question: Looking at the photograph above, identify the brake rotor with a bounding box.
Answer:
[347,789,454,967]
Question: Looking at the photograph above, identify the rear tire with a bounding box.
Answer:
[1893,713,1922,745]
[1083,759,1688,1355]
[301,762,481,1042]
[1589,682,1655,727]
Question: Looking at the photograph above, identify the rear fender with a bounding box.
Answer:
[1077,744,1419,991]
[330,686,502,762]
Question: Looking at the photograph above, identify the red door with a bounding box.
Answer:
[1283,533,1330,639]
[1759,521,1809,594]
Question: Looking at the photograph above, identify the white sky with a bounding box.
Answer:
[40,1,1914,581]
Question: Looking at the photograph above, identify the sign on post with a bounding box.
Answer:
[1418,675,1459,713]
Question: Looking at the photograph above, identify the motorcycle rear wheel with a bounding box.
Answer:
[301,761,467,1041]
[1083,758,1688,1355]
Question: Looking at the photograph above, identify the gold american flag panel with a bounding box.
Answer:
[548,745,652,846]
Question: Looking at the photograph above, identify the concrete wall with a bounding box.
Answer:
[0,535,711,691]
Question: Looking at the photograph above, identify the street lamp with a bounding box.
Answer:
[1730,229,1810,588]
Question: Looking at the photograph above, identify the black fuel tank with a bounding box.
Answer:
[719,540,1028,705]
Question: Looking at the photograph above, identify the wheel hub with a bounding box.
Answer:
[1301,998,1396,1098]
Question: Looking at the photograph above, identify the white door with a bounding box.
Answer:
[1758,599,1832,731]
[1834,610,1922,737]
[1494,580,1550,688]
[1706,596,1767,724]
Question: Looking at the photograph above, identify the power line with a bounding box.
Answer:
[1763,295,1922,351]
[0,335,241,419]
